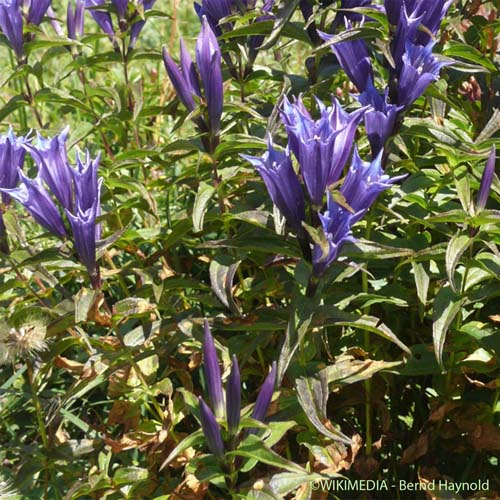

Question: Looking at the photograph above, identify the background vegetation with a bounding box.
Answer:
[0,0,499,498]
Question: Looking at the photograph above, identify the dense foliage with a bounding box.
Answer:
[0,1,499,499]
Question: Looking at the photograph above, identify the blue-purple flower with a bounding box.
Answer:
[281,95,366,206]
[29,128,74,212]
[85,0,115,37]
[313,198,355,277]
[194,0,234,36]
[129,0,156,50]
[67,0,85,40]
[358,81,402,154]
[476,146,497,213]
[198,396,225,458]
[241,140,305,231]
[0,128,28,254]
[313,148,402,276]
[2,127,103,288]
[0,0,25,59]
[85,0,155,50]
[198,320,277,457]
[24,0,52,25]
[2,171,67,239]
[203,319,225,419]
[163,16,223,135]
[319,27,373,93]
[385,0,453,45]
[396,40,452,108]
[0,128,27,205]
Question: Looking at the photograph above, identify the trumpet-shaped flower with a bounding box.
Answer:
[319,27,373,93]
[0,128,27,205]
[29,128,74,211]
[476,146,496,213]
[313,200,355,277]
[358,81,402,154]
[241,141,305,230]
[85,0,115,36]
[281,95,366,206]
[67,0,85,39]
[129,0,156,50]
[313,148,403,276]
[2,172,67,239]
[396,40,451,108]
[65,184,102,289]
[24,0,52,25]
[196,16,223,133]
[0,0,24,59]
[385,0,453,45]
[251,361,276,422]
[163,16,223,134]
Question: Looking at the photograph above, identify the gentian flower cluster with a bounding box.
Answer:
[0,128,103,289]
[194,0,275,74]
[244,95,402,279]
[319,0,453,156]
[0,0,52,61]
[0,128,27,254]
[163,17,223,152]
[199,320,276,458]
[85,0,156,52]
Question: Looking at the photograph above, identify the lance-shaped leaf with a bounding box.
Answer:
[432,286,467,369]
[296,375,352,444]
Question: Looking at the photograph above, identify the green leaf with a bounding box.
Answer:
[445,233,473,293]
[259,0,302,50]
[443,41,496,72]
[320,356,402,387]
[335,315,411,354]
[209,256,241,315]
[74,288,99,323]
[192,181,216,233]
[229,434,306,474]
[269,472,330,496]
[160,430,204,470]
[295,375,352,445]
[411,261,430,308]
[113,467,148,485]
[432,286,466,369]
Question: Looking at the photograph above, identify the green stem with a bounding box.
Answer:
[27,361,61,500]
[363,213,374,456]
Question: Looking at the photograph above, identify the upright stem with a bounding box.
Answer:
[26,360,61,500]
[362,213,374,456]
[24,75,44,128]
